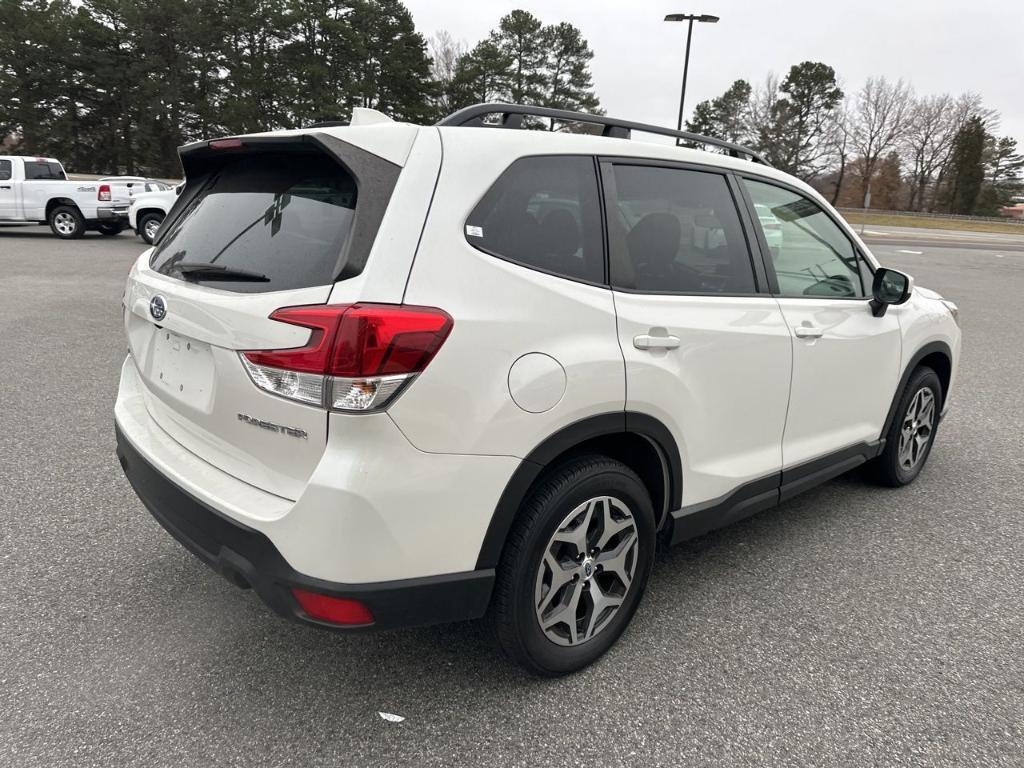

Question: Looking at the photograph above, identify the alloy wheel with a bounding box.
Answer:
[534,495,639,646]
[54,212,76,236]
[898,387,935,470]
[144,218,160,241]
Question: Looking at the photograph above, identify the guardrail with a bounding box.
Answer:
[838,207,1024,226]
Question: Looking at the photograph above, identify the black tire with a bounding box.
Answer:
[491,455,656,676]
[48,205,85,239]
[871,366,943,487]
[138,212,164,245]
[97,222,124,236]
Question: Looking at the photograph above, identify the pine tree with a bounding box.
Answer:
[684,79,750,148]
[542,22,600,119]
[942,115,987,214]
[975,136,1024,215]
[449,40,513,108]
[489,10,546,105]
[769,61,843,179]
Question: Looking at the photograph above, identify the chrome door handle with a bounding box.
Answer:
[794,326,823,339]
[633,334,681,350]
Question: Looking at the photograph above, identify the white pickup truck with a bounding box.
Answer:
[0,155,133,238]
[128,184,181,244]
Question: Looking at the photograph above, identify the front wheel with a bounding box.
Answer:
[491,456,656,676]
[138,212,164,245]
[871,366,942,487]
[49,205,85,239]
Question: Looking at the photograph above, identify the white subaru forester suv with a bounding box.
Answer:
[115,104,961,675]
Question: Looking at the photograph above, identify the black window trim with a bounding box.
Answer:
[462,153,611,290]
[734,170,875,302]
[459,151,875,301]
[599,154,769,298]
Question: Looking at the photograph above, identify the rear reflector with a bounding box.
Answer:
[241,304,453,412]
[292,588,374,626]
[98,184,111,202]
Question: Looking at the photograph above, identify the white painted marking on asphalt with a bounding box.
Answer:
[995,254,1004,258]
[378,712,406,723]
[864,230,889,235]
[897,249,923,255]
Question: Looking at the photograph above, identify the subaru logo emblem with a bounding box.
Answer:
[150,295,167,321]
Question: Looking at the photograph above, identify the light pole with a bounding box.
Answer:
[664,13,719,143]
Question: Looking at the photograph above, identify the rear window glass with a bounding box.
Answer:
[466,156,604,284]
[0,160,10,181]
[150,152,357,293]
[24,161,65,180]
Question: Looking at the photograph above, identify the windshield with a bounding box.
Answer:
[150,153,357,293]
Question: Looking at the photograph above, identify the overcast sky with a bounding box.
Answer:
[405,0,1024,146]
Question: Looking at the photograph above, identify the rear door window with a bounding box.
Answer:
[465,155,604,284]
[610,164,757,294]
[24,161,65,180]
[150,152,358,293]
[0,160,11,181]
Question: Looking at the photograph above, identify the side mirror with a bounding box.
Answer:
[870,268,913,317]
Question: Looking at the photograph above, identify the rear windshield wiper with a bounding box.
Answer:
[173,262,270,282]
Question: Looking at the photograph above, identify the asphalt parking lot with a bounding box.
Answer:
[1,224,1022,767]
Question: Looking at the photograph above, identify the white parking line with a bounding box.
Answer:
[896,249,923,255]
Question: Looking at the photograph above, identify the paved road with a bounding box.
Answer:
[1,226,1022,767]
[856,224,1024,252]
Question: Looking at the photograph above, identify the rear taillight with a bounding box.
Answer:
[98,184,111,202]
[240,303,453,412]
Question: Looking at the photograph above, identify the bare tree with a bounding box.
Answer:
[747,73,780,152]
[428,30,467,117]
[823,99,853,205]
[849,77,912,207]
[902,93,956,211]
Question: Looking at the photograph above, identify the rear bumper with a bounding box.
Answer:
[115,423,495,631]
[97,205,130,222]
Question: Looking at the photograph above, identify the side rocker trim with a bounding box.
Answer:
[474,412,683,570]
[669,440,882,545]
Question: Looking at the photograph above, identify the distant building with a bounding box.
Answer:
[999,203,1024,220]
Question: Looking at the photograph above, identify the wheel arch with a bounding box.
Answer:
[136,207,166,222]
[474,412,682,570]
[880,340,953,440]
[45,198,82,217]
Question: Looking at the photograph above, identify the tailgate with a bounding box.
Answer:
[121,130,413,500]
[124,266,331,500]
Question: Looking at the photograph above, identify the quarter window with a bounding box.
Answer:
[466,156,604,283]
[610,165,756,294]
[742,179,865,299]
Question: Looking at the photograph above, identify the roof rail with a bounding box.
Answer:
[436,103,770,166]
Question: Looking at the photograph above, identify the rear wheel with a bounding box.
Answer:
[138,212,163,244]
[491,456,655,676]
[98,222,124,236]
[871,366,942,487]
[49,205,85,239]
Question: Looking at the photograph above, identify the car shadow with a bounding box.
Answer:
[126,466,888,705]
